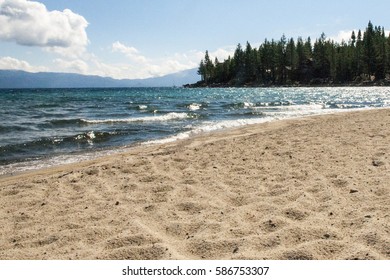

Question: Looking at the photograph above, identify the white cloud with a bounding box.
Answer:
[0,44,234,79]
[0,0,230,80]
[112,41,147,64]
[209,46,236,61]
[111,41,198,78]
[329,30,356,43]
[0,56,47,72]
[88,54,131,79]
[109,42,235,79]
[0,0,89,57]
[53,58,89,74]
[330,29,390,43]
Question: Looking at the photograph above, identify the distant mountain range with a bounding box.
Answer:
[0,68,200,88]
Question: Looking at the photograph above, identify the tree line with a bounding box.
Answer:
[193,21,390,87]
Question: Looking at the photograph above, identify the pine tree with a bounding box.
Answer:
[197,60,206,82]
[204,50,214,83]
[296,37,310,83]
[233,43,245,84]
[313,33,330,80]
[387,35,390,78]
[285,38,296,83]
[356,29,364,77]
[194,21,390,87]
[363,21,375,76]
[350,31,358,78]
[374,26,386,80]
[276,34,287,84]
[244,41,256,83]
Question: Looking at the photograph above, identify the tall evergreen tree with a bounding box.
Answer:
[244,41,256,82]
[285,38,296,82]
[197,60,206,81]
[276,34,288,84]
[196,21,390,87]
[363,21,375,76]
[233,43,245,84]
[313,33,330,79]
[203,50,214,83]
[387,35,390,77]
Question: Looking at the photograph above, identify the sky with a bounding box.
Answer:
[0,0,389,79]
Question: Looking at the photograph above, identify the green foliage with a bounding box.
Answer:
[197,21,390,86]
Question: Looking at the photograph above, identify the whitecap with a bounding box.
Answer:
[137,105,148,110]
[187,103,202,111]
[243,102,254,108]
[81,112,192,124]
[86,131,96,139]
[144,117,275,145]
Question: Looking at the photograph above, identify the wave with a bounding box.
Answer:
[1,131,115,162]
[29,103,62,109]
[49,118,85,126]
[325,102,369,109]
[223,100,294,109]
[222,101,254,109]
[73,131,113,143]
[128,104,158,113]
[0,147,122,176]
[253,103,325,112]
[144,104,345,146]
[0,124,29,133]
[137,105,148,110]
[81,112,193,124]
[46,112,193,127]
[187,103,202,111]
[254,104,329,119]
[144,117,275,145]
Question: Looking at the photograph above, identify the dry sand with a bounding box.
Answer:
[0,109,389,260]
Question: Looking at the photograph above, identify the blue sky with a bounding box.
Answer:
[0,0,389,79]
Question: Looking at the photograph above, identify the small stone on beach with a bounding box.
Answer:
[372,160,384,167]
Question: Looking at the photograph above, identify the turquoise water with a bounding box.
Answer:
[1,87,389,175]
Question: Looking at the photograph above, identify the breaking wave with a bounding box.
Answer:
[81,112,194,124]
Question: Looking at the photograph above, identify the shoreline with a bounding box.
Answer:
[184,80,390,88]
[1,109,389,260]
[0,106,379,178]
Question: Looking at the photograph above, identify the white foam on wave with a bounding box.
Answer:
[0,149,121,176]
[144,104,370,146]
[144,117,275,145]
[253,103,325,112]
[137,105,148,110]
[82,112,191,124]
[254,104,328,118]
[187,103,202,111]
[243,102,254,108]
[86,131,96,139]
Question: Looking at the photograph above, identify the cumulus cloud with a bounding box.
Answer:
[53,58,89,74]
[111,41,194,78]
[110,41,235,79]
[0,0,89,56]
[0,56,47,72]
[209,46,236,61]
[112,41,147,64]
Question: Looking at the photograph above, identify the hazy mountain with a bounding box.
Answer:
[0,68,200,88]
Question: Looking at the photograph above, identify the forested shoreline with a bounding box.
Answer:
[187,21,390,87]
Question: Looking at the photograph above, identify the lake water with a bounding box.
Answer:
[1,87,389,175]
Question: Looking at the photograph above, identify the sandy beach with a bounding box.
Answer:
[0,109,389,260]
